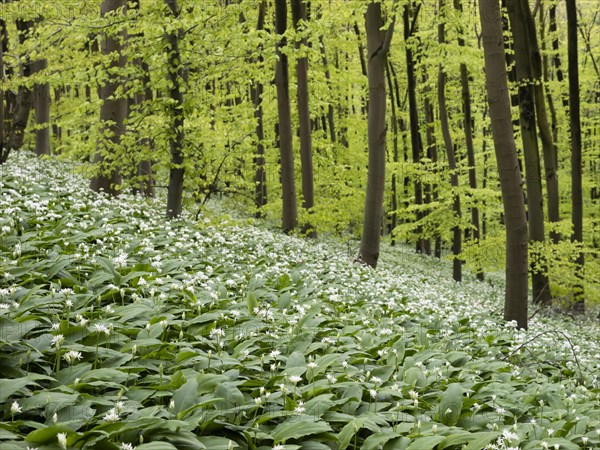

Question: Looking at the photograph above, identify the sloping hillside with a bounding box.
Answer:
[1,152,598,449]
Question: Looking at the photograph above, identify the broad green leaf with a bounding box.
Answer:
[172,377,198,414]
[246,291,258,314]
[25,425,75,444]
[337,416,381,449]
[438,383,464,426]
[463,431,501,450]
[271,417,332,443]
[406,435,445,450]
[136,443,179,450]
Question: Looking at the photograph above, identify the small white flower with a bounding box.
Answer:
[51,334,64,349]
[169,399,175,410]
[76,314,89,326]
[209,328,225,338]
[326,373,337,383]
[11,401,22,414]
[294,401,305,414]
[63,350,82,365]
[269,350,281,358]
[288,375,302,384]
[307,362,318,369]
[369,388,377,399]
[52,412,58,423]
[121,443,135,450]
[547,428,555,436]
[57,432,67,449]
[103,407,120,422]
[94,324,110,335]
[370,376,382,385]
[51,322,60,331]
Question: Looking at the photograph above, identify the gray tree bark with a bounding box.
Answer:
[359,2,395,267]
[90,0,127,196]
[274,0,298,232]
[479,0,529,329]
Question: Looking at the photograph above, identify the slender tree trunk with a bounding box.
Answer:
[454,0,482,280]
[403,2,425,253]
[130,0,154,197]
[549,3,567,108]
[438,0,462,282]
[4,20,34,163]
[359,2,395,268]
[353,22,368,78]
[386,60,399,247]
[531,0,560,244]
[32,57,51,156]
[479,0,529,329]
[274,0,297,232]
[253,1,267,216]
[90,0,127,196]
[0,19,7,162]
[506,0,551,306]
[292,0,316,238]
[566,0,585,310]
[164,0,185,218]
[319,36,336,145]
[423,75,440,257]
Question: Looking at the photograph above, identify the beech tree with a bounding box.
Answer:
[437,0,462,282]
[479,0,529,328]
[506,0,551,306]
[566,0,585,310]
[359,2,395,267]
[291,0,316,237]
[90,0,127,196]
[164,0,185,218]
[274,0,298,233]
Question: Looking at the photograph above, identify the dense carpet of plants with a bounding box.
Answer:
[1,152,599,450]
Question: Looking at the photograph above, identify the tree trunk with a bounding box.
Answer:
[32,57,51,156]
[506,0,551,306]
[454,0,482,280]
[164,0,185,218]
[318,36,336,145]
[130,0,154,197]
[386,60,399,247]
[253,1,267,216]
[438,0,462,282]
[90,0,127,196]
[353,22,368,78]
[359,2,395,268]
[566,0,585,310]
[274,0,298,232]
[423,75,440,257]
[292,0,316,238]
[528,0,560,244]
[0,19,7,163]
[4,20,34,164]
[403,2,425,253]
[479,0,529,329]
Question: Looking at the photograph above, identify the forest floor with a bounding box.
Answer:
[1,151,599,450]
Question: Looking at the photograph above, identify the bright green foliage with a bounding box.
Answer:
[0,1,598,300]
